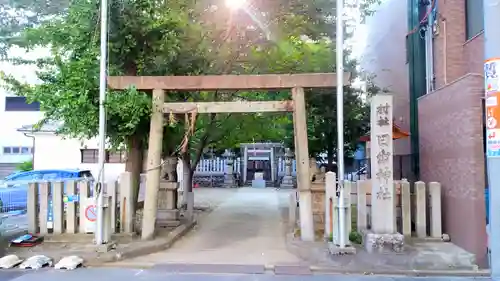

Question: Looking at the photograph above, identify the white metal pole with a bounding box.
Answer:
[336,0,346,248]
[96,0,109,245]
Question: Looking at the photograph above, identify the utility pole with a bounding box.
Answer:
[95,0,109,245]
[484,0,500,278]
[336,0,346,248]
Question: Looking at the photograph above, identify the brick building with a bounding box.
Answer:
[362,0,487,266]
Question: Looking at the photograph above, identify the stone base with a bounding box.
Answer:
[95,242,116,253]
[328,242,357,255]
[157,209,180,228]
[363,231,405,253]
[224,176,235,188]
[281,176,294,189]
[252,179,266,188]
[157,220,181,228]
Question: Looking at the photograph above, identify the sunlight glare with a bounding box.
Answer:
[225,0,246,10]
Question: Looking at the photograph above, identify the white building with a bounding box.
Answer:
[17,123,127,182]
[0,48,49,177]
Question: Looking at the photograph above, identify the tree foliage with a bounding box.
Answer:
[0,0,382,188]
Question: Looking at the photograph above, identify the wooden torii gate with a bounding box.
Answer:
[108,73,350,241]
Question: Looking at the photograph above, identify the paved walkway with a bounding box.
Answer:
[123,188,301,265]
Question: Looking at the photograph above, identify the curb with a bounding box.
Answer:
[85,220,197,267]
[309,266,491,277]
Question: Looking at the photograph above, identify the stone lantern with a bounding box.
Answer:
[158,156,180,227]
[280,148,295,189]
[223,149,235,188]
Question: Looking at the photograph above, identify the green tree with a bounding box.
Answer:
[1,0,210,211]
[16,160,33,171]
[0,0,382,210]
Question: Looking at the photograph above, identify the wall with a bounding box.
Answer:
[0,94,43,164]
[418,74,487,266]
[32,132,125,182]
[417,0,487,267]
[360,0,411,155]
[0,47,49,164]
[432,0,484,88]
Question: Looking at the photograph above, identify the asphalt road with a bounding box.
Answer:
[0,268,493,281]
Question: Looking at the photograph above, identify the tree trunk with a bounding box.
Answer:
[182,152,196,221]
[125,134,143,212]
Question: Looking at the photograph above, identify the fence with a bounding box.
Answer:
[291,176,443,240]
[194,157,297,176]
[25,173,136,235]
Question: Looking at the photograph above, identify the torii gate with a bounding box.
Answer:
[107,73,351,241]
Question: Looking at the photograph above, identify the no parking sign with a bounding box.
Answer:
[83,199,97,233]
[85,205,97,222]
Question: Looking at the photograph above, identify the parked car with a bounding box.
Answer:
[0,169,94,213]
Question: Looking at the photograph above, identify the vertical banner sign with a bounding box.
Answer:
[485,58,500,158]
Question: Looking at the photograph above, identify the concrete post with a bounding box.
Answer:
[292,87,314,242]
[401,179,412,237]
[142,89,165,240]
[325,172,336,239]
[66,181,77,234]
[119,172,134,233]
[39,182,50,235]
[107,180,118,233]
[52,181,64,234]
[27,182,39,234]
[415,181,427,238]
[356,180,368,232]
[78,181,91,233]
[429,181,442,238]
[344,181,352,237]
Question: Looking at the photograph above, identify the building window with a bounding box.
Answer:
[108,151,127,163]
[80,149,127,163]
[81,149,99,163]
[4,96,40,111]
[2,146,33,155]
[466,0,484,40]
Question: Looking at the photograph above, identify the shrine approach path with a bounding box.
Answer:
[117,187,302,266]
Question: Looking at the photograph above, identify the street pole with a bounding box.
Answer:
[485,0,500,278]
[336,0,346,248]
[96,0,109,245]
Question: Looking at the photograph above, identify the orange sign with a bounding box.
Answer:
[486,92,500,130]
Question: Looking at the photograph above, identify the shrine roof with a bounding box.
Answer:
[358,124,410,142]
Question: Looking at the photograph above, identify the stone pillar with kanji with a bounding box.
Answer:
[364,94,404,253]
[281,148,294,189]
